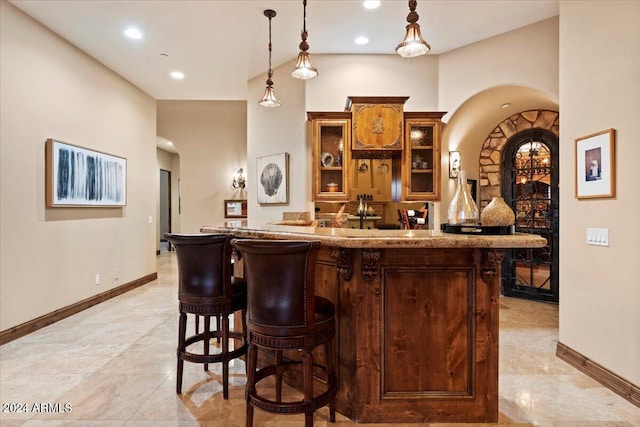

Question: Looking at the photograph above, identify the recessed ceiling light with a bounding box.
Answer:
[363,1,381,9]
[501,103,511,108]
[124,28,142,40]
[355,36,369,45]
[170,71,185,80]
[167,141,173,145]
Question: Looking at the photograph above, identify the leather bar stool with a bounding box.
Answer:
[165,233,248,398]
[231,239,337,427]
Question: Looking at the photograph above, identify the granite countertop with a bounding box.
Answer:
[201,221,547,249]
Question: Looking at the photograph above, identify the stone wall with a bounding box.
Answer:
[478,110,559,208]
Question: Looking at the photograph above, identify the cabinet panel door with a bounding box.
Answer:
[402,119,441,201]
[312,118,351,201]
[351,103,403,151]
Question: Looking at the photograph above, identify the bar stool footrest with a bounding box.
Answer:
[179,331,247,364]
[249,361,338,415]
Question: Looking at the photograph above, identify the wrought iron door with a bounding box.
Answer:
[502,129,559,303]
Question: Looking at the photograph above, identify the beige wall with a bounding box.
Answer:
[0,1,157,330]
[438,17,559,221]
[157,101,247,232]
[248,54,439,223]
[305,54,439,112]
[559,0,640,384]
[247,59,310,224]
[439,17,559,120]
[3,0,637,392]
[248,25,559,226]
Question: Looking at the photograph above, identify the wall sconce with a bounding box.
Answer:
[232,168,246,189]
[449,151,461,178]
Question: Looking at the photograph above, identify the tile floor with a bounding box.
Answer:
[1,251,638,426]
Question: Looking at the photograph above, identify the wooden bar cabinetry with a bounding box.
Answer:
[207,224,547,423]
[402,112,445,201]
[347,96,408,154]
[310,101,446,205]
[308,112,351,201]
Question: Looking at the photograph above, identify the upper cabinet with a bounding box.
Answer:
[309,100,445,203]
[401,112,446,201]
[308,112,351,201]
[348,97,408,156]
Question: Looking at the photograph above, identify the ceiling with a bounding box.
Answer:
[11,0,559,101]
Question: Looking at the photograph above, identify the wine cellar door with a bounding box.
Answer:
[502,129,559,303]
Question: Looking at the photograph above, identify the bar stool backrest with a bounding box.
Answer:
[165,233,233,313]
[231,239,321,337]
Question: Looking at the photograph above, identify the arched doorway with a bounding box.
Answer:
[501,129,559,302]
[478,110,559,303]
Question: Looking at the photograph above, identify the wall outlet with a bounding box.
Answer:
[148,216,153,224]
[95,274,101,285]
[586,228,609,246]
[113,268,119,281]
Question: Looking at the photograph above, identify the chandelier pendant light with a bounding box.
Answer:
[396,0,431,58]
[290,0,318,80]
[260,9,281,108]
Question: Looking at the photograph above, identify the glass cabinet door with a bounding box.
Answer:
[402,119,441,201]
[310,115,351,201]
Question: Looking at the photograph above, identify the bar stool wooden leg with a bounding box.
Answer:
[177,311,187,394]
[325,339,336,422]
[203,315,211,371]
[275,350,283,402]
[246,343,258,427]
[241,310,248,375]
[303,351,314,427]
[216,315,222,343]
[222,316,230,399]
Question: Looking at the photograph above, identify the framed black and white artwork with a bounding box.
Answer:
[45,139,127,207]
[256,152,288,205]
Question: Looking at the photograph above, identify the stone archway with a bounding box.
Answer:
[479,110,559,208]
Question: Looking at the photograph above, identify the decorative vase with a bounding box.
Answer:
[480,197,515,226]
[447,170,479,225]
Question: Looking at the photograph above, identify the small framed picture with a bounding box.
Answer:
[224,199,247,218]
[575,129,615,199]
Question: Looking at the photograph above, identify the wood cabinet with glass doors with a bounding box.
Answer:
[308,112,351,201]
[402,112,445,201]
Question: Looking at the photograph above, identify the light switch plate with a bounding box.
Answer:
[586,228,609,246]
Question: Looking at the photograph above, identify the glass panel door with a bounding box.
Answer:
[502,130,559,303]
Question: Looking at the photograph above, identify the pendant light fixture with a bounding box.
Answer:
[290,0,318,80]
[259,9,281,108]
[396,0,430,58]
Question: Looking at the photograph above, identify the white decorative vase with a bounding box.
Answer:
[480,197,515,226]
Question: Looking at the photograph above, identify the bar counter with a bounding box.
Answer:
[201,222,546,423]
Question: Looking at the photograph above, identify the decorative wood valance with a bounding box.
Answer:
[347,96,408,154]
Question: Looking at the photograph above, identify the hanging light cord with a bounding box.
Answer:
[267,12,274,84]
[299,0,309,52]
[407,0,419,25]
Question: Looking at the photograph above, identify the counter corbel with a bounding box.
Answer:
[362,249,381,280]
[481,249,506,281]
[329,247,353,280]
